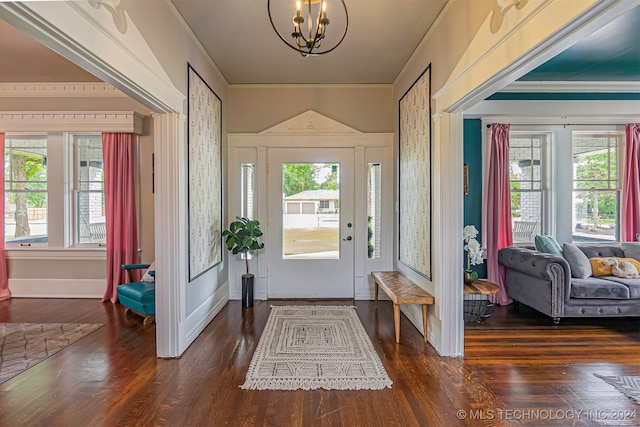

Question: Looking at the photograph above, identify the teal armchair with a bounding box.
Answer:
[116,263,155,325]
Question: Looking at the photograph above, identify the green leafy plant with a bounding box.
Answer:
[221,217,265,276]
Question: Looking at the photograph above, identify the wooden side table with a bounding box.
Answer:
[463,280,499,323]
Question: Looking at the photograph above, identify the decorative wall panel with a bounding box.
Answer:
[399,65,431,280]
[188,64,222,280]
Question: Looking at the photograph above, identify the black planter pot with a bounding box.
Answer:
[242,274,254,308]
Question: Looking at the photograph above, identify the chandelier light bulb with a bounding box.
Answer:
[268,0,348,57]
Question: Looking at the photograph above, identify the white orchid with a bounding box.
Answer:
[463,225,479,243]
[463,225,484,273]
[465,239,484,266]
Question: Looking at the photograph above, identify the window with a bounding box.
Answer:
[74,134,105,244]
[240,163,255,220]
[240,163,255,260]
[571,132,621,242]
[4,134,48,245]
[367,163,381,259]
[281,163,339,260]
[509,133,547,243]
[499,125,624,245]
[4,132,105,248]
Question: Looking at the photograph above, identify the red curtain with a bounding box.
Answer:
[483,124,513,305]
[102,133,140,303]
[0,133,10,301]
[622,124,640,242]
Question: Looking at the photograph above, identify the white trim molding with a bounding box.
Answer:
[6,249,106,261]
[260,110,362,135]
[9,278,104,298]
[0,111,145,134]
[0,82,128,98]
[464,100,640,122]
[500,81,640,93]
[0,1,185,113]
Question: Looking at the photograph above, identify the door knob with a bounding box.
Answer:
[343,236,352,241]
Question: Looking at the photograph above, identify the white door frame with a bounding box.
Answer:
[228,111,394,301]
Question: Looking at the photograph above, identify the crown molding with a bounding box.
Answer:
[0,111,145,134]
[0,82,128,98]
[500,81,640,93]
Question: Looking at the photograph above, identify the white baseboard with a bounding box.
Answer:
[400,304,443,355]
[8,278,105,298]
[229,289,268,300]
[179,281,229,354]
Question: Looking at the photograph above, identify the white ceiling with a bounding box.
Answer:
[0,2,636,87]
[170,0,448,84]
[0,0,446,85]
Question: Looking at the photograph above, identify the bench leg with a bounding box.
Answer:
[394,303,400,343]
[374,282,379,305]
[421,304,427,343]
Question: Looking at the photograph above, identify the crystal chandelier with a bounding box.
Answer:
[267,0,349,57]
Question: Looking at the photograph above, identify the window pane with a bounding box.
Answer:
[572,132,620,242]
[509,133,546,242]
[282,163,339,259]
[4,135,48,245]
[75,134,105,244]
[241,163,255,220]
[511,191,541,242]
[367,163,381,259]
[572,190,618,242]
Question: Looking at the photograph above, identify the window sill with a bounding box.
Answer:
[6,248,107,261]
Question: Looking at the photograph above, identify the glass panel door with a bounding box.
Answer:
[268,148,354,298]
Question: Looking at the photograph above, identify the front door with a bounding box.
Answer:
[268,148,354,298]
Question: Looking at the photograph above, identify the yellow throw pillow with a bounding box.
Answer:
[589,257,640,277]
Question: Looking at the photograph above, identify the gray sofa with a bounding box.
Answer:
[498,245,640,324]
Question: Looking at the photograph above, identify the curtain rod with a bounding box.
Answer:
[486,123,626,128]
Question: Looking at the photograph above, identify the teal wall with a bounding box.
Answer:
[463,119,487,279]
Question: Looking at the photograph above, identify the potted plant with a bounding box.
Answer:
[222,216,265,307]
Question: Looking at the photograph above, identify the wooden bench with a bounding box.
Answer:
[371,271,435,344]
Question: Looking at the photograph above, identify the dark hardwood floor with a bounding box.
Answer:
[0,298,638,426]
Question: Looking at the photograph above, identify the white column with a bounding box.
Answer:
[432,112,464,356]
[154,112,184,358]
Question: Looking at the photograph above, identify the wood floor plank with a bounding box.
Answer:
[0,298,638,426]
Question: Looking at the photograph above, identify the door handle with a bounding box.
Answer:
[343,236,352,241]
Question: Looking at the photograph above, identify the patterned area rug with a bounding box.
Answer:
[0,323,104,383]
[241,306,392,391]
[595,374,640,404]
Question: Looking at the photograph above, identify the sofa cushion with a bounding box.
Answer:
[563,243,592,279]
[600,277,640,299]
[621,242,640,262]
[577,245,625,259]
[589,257,640,277]
[535,235,563,258]
[570,277,630,299]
